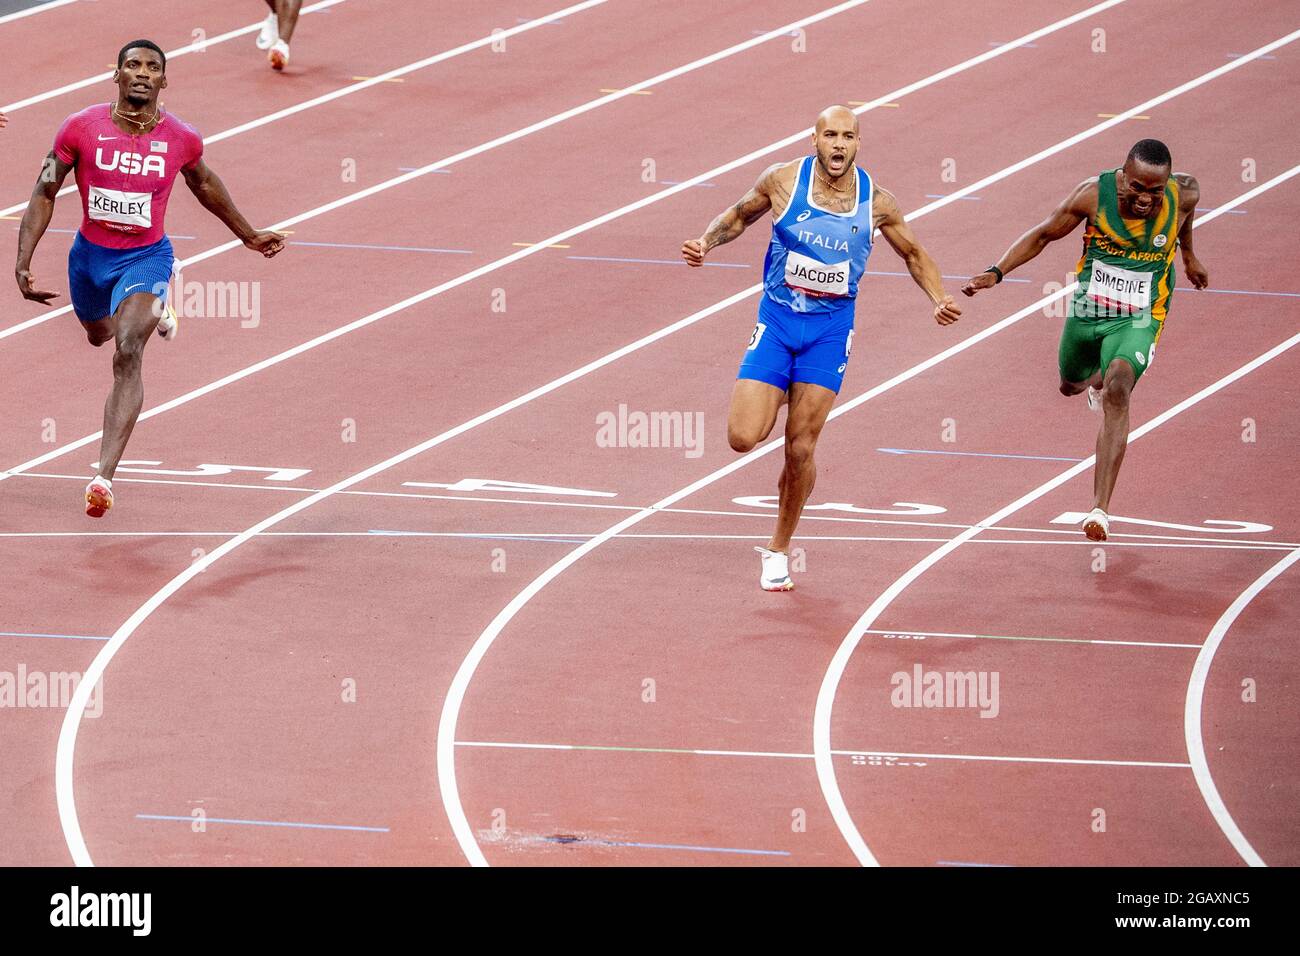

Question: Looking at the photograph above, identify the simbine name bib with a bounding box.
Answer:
[1086,259,1151,313]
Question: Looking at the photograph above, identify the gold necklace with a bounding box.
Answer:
[114,101,161,132]
[815,166,852,194]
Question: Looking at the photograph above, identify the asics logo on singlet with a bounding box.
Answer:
[94,147,165,177]
[795,210,811,222]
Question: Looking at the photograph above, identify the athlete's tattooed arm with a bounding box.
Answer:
[874,187,961,326]
[1173,173,1208,289]
[962,178,1096,296]
[682,163,789,267]
[15,150,74,304]
[182,159,286,258]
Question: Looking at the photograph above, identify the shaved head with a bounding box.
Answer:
[811,105,860,182]
[815,104,859,135]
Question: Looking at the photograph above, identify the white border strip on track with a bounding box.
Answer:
[1184,546,1300,867]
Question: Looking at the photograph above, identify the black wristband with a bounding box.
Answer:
[986,265,1004,284]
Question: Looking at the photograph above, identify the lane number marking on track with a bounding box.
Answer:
[1050,511,1273,534]
[403,478,617,498]
[91,461,311,482]
[849,754,927,768]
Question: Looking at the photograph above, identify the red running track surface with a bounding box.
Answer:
[0,0,1296,866]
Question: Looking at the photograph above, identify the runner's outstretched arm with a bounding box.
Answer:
[15,151,73,303]
[181,159,285,257]
[682,163,784,266]
[962,179,1094,295]
[873,186,960,325]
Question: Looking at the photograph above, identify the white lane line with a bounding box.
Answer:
[0,0,609,219]
[438,162,1300,864]
[0,0,1134,354]
[1,0,871,340]
[0,0,1145,485]
[13,4,1286,484]
[844,751,1191,768]
[457,740,813,759]
[0,528,1290,556]
[2,0,347,112]
[816,279,1300,864]
[7,471,1296,550]
[861,628,1203,649]
[453,740,1190,768]
[1185,546,1300,867]
[0,0,79,27]
[44,1,1188,867]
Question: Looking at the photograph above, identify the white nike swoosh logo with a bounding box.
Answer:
[97,134,117,141]
[124,283,144,293]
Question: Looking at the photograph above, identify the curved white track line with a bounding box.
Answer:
[1185,547,1300,867]
[56,0,1262,866]
[814,228,1300,867]
[436,156,1300,869]
[51,0,1124,862]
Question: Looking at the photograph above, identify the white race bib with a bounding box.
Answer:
[1087,260,1151,313]
[88,186,152,231]
[784,250,849,297]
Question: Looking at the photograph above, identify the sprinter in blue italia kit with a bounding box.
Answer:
[683,106,961,591]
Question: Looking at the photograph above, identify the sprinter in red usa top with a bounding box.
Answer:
[682,105,961,591]
[15,40,285,518]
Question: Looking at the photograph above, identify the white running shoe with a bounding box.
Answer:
[1086,385,1103,413]
[755,546,794,591]
[1082,507,1109,541]
[256,12,278,50]
[156,304,178,341]
[269,39,290,71]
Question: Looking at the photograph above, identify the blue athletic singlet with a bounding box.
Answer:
[761,156,874,314]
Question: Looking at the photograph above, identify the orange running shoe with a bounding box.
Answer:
[269,40,290,71]
[85,476,113,518]
[1082,507,1109,541]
